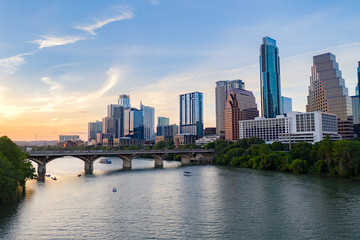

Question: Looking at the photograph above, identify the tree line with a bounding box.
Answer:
[0,136,35,202]
[204,136,360,178]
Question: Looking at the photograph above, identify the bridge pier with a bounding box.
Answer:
[180,154,191,165]
[123,159,132,170]
[37,163,46,177]
[84,161,94,174]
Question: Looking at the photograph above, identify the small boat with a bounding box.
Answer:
[52,177,57,180]
[112,187,117,192]
[100,158,112,164]
[78,174,81,177]
[183,171,192,176]
[45,174,51,177]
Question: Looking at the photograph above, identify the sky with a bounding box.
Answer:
[1,0,360,141]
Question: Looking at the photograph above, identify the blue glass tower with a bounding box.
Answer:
[179,92,203,137]
[260,36,282,118]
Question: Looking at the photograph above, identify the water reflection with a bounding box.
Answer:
[1,161,360,239]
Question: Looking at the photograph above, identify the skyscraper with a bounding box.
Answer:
[281,96,292,114]
[260,36,282,118]
[352,61,360,137]
[140,102,155,140]
[88,120,102,141]
[179,92,203,137]
[224,88,259,141]
[306,53,353,140]
[107,104,124,138]
[124,108,144,140]
[118,94,131,108]
[158,117,169,127]
[215,79,245,136]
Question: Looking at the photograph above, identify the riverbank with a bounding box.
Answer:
[205,137,360,179]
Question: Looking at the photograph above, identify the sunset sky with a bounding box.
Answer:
[1,0,360,141]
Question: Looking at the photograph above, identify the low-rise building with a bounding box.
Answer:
[239,111,341,144]
[196,135,220,146]
[174,134,198,148]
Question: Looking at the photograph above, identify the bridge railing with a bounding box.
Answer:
[27,149,215,155]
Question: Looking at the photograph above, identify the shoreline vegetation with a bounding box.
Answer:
[204,136,360,179]
[0,136,35,203]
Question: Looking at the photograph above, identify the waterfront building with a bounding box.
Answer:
[224,88,259,141]
[155,135,173,144]
[157,124,178,137]
[281,96,292,114]
[59,135,80,142]
[140,102,155,140]
[215,80,245,136]
[239,112,341,144]
[179,92,203,137]
[306,53,353,140]
[107,104,124,138]
[88,120,102,141]
[260,36,282,118]
[118,94,131,108]
[174,134,198,148]
[124,108,144,140]
[196,135,220,146]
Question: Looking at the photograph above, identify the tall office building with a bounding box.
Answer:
[179,92,203,137]
[352,62,360,137]
[260,36,282,118]
[157,117,170,136]
[118,94,131,108]
[140,102,155,140]
[158,117,169,127]
[224,88,259,141]
[102,117,118,140]
[281,96,292,114]
[215,79,245,136]
[88,120,103,141]
[124,108,144,140]
[306,53,353,140]
[107,104,124,138]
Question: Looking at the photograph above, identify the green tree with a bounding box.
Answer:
[0,136,35,202]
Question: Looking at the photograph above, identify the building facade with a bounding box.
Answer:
[281,96,292,114]
[224,88,259,141]
[157,117,169,127]
[118,94,131,108]
[102,117,118,140]
[107,104,124,138]
[239,112,341,144]
[215,80,245,136]
[179,92,203,137]
[140,102,155,140]
[306,53,353,140]
[88,120,102,141]
[59,135,80,142]
[124,108,144,140]
[260,36,282,118]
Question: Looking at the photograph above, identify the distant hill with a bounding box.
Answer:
[15,140,58,146]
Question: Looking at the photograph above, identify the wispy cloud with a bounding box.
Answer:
[32,35,84,49]
[41,77,63,92]
[74,8,134,35]
[0,53,33,74]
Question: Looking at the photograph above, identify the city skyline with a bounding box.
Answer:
[1,1,360,141]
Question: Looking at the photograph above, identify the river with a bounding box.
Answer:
[1,157,360,239]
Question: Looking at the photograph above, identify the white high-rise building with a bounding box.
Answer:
[239,111,341,144]
[118,94,131,108]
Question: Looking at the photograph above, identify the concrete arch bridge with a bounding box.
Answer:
[27,149,215,177]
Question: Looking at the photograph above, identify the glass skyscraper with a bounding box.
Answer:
[118,94,131,108]
[140,102,155,140]
[179,92,203,137]
[281,96,292,114]
[260,36,282,118]
[107,104,124,138]
[88,120,102,141]
[306,53,353,140]
[215,79,245,136]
